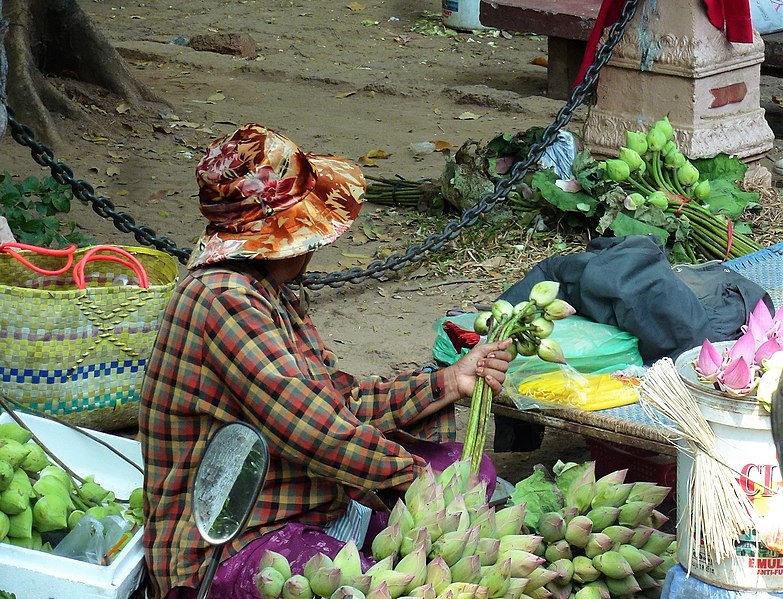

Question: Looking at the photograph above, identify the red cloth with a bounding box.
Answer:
[574,0,753,88]
[443,320,481,352]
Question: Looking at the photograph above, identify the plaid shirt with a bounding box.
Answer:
[139,263,454,597]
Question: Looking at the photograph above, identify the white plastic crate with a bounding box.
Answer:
[0,412,145,599]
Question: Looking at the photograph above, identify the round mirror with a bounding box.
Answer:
[192,422,270,545]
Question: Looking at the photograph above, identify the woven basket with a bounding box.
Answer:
[0,245,179,430]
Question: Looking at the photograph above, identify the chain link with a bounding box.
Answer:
[5,0,639,289]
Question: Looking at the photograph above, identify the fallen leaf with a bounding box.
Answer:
[207,92,225,103]
[366,149,390,159]
[479,256,504,269]
[118,190,129,196]
[432,139,452,152]
[82,133,109,142]
[456,111,480,120]
[346,2,366,10]
[433,107,442,115]
[361,19,379,26]
[531,56,549,68]
[362,224,380,240]
[377,287,387,297]
[106,166,120,177]
[159,210,171,218]
[115,102,131,114]
[335,90,357,98]
[153,124,173,134]
[358,156,378,167]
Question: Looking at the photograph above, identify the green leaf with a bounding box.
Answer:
[608,211,670,244]
[691,153,747,184]
[509,465,563,529]
[702,179,759,221]
[19,176,41,195]
[554,460,596,498]
[572,149,607,194]
[532,169,598,216]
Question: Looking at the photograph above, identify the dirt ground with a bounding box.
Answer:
[4,0,783,483]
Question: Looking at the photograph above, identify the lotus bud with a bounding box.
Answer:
[573,585,602,599]
[416,508,448,542]
[693,179,711,201]
[449,554,481,584]
[502,549,545,577]
[677,161,700,186]
[655,116,675,141]
[636,572,662,590]
[543,300,576,322]
[401,526,432,557]
[477,537,501,565]
[625,131,648,155]
[425,556,453,595]
[529,281,560,308]
[529,317,554,340]
[471,505,497,539]
[8,505,33,539]
[312,567,348,599]
[255,566,286,599]
[67,509,85,530]
[0,423,33,444]
[0,461,13,492]
[440,512,463,536]
[370,571,416,599]
[405,465,438,510]
[515,338,538,358]
[366,555,396,577]
[592,551,634,579]
[648,552,675,578]
[504,576,527,599]
[649,509,670,530]
[498,534,544,555]
[547,559,574,585]
[304,552,334,580]
[33,477,74,508]
[491,300,515,323]
[647,191,669,210]
[367,582,393,599]
[463,481,488,511]
[589,483,634,510]
[601,525,635,547]
[438,460,471,495]
[77,476,112,507]
[495,504,526,538]
[258,549,293,580]
[407,479,441,519]
[584,506,619,533]
[604,575,641,596]
[373,523,403,561]
[32,493,68,533]
[39,465,74,492]
[410,583,437,599]
[641,530,676,555]
[536,339,566,364]
[331,586,365,599]
[85,505,111,521]
[583,580,610,599]
[646,127,666,152]
[524,566,560,591]
[0,511,8,542]
[623,192,646,211]
[536,512,566,543]
[543,540,571,564]
[351,575,373,595]
[604,159,631,183]
[390,499,416,536]
[564,515,593,548]
[474,312,493,335]
[617,544,654,574]
[461,526,481,559]
[617,501,655,528]
[20,443,49,474]
[627,482,671,508]
[0,485,30,515]
[445,494,470,533]
[571,555,601,584]
[584,533,613,559]
[618,147,644,172]
[480,557,512,598]
[395,545,428,592]
[0,439,31,468]
[546,581,572,599]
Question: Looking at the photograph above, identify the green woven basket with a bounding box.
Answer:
[0,245,179,430]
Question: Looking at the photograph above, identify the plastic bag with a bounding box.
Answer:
[51,514,133,565]
[750,0,783,34]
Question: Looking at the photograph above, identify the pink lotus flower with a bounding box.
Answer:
[750,299,774,336]
[756,337,783,365]
[717,357,756,396]
[727,331,756,366]
[695,339,723,382]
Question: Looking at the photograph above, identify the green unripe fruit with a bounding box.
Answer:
[618,147,643,172]
[654,116,675,141]
[694,180,711,201]
[32,493,69,533]
[647,191,669,210]
[604,159,631,183]
[677,162,700,186]
[646,128,666,152]
[625,131,648,155]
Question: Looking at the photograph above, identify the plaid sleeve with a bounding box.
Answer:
[201,287,422,492]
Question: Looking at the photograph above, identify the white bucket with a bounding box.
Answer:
[674,344,783,591]
[442,0,488,31]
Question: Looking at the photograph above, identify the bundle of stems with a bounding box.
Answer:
[638,358,758,571]
[364,175,431,207]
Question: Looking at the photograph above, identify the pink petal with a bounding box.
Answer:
[756,338,783,364]
[728,331,757,367]
[751,299,774,333]
[696,339,723,380]
[719,356,753,393]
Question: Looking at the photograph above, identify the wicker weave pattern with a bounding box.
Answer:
[0,246,178,430]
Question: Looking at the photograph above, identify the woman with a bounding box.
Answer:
[139,124,513,599]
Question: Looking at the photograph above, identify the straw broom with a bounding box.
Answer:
[638,358,758,572]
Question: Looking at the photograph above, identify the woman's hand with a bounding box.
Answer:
[444,338,515,401]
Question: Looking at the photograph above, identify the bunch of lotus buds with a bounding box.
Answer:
[0,421,142,553]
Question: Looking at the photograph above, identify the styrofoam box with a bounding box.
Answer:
[0,412,145,599]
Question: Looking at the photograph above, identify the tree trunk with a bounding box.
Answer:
[3,0,162,148]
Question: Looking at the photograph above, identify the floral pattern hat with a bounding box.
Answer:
[187,124,365,268]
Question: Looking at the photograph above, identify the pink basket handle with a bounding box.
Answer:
[72,245,150,289]
[0,242,77,276]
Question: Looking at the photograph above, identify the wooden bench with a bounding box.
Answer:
[479,0,783,100]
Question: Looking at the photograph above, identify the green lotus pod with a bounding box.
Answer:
[590,482,633,510]
[7,505,33,539]
[0,484,30,515]
[0,439,31,469]
[310,567,345,598]
[601,525,635,547]
[544,539,572,563]
[370,570,416,599]
[582,580,610,599]
[430,530,469,567]
[401,526,432,558]
[616,543,654,574]
[425,556,453,595]
[0,460,13,492]
[68,509,85,530]
[389,499,415,537]
[20,443,49,474]
[584,506,620,533]
[479,556,512,598]
[571,555,601,584]
[255,566,286,599]
[547,559,574,585]
[498,534,544,555]
[646,127,666,152]
[648,553,676,579]
[449,554,481,584]
[604,574,641,596]
[366,582,392,599]
[373,523,403,561]
[283,574,314,599]
[32,493,68,533]
[584,532,613,559]
[641,530,676,556]
[630,525,655,549]
[501,549,545,578]
[409,583,436,599]
[258,549,292,580]
[618,501,655,528]
[677,161,700,186]
[529,281,560,308]
[604,159,631,183]
[536,512,566,543]
[536,339,566,365]
[564,515,593,548]
[619,147,644,172]
[693,179,711,201]
[395,545,428,593]
[331,586,365,599]
[523,566,559,592]
[0,511,8,541]
[0,423,32,445]
[477,537,501,566]
[647,191,669,210]
[636,572,662,591]
[573,584,603,599]
[592,551,634,579]
[625,131,648,155]
[627,483,671,508]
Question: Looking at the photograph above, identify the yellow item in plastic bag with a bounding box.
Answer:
[516,367,640,411]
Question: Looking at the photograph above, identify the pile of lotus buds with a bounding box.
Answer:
[0,421,143,552]
[253,460,677,599]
